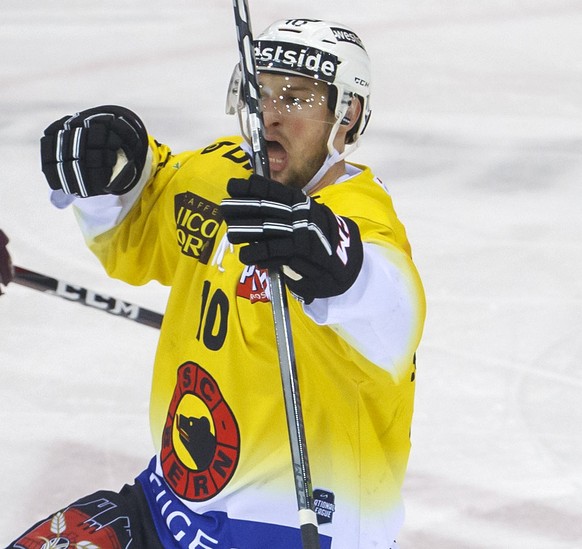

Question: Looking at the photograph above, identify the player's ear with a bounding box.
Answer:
[342,98,362,131]
[337,98,362,148]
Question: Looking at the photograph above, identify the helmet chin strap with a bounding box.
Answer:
[301,116,360,195]
[301,148,342,195]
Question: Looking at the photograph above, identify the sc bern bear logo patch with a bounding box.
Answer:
[161,362,240,501]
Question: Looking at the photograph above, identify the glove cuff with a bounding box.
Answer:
[286,209,363,303]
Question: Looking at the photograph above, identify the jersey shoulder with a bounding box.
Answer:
[317,163,412,254]
[150,135,253,199]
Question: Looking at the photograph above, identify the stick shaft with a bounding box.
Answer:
[269,268,319,525]
[231,1,319,545]
[13,266,163,329]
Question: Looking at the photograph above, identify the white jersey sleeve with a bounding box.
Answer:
[49,148,154,240]
[303,242,424,378]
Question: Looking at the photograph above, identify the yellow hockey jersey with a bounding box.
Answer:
[79,135,425,548]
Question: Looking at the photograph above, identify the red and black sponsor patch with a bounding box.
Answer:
[161,362,240,502]
[13,498,130,549]
[236,265,270,304]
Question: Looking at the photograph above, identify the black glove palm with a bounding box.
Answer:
[40,105,148,197]
[220,175,363,303]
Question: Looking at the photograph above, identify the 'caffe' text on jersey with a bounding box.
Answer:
[76,135,425,547]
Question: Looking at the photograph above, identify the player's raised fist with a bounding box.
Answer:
[40,105,149,197]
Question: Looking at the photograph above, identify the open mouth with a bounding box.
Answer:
[266,140,288,173]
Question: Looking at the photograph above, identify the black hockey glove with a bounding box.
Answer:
[0,230,14,295]
[40,105,149,197]
[220,174,363,303]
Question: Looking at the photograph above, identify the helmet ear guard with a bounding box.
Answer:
[225,64,255,144]
[225,63,242,116]
[324,85,370,146]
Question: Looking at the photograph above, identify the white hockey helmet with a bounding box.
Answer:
[227,18,372,148]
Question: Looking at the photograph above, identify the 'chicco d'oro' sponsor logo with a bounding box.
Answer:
[175,192,222,264]
[161,362,240,502]
[255,40,338,83]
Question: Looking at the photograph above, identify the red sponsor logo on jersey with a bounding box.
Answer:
[161,362,240,502]
[236,265,271,303]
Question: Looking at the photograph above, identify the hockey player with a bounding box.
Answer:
[0,229,14,295]
[8,19,425,549]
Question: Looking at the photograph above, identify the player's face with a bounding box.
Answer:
[258,73,336,189]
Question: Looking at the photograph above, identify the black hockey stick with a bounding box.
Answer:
[231,2,320,547]
[13,266,163,329]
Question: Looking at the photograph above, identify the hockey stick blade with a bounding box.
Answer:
[13,266,163,329]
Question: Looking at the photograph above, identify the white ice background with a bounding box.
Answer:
[1,1,581,547]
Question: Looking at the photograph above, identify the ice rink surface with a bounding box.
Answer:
[1,1,581,547]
